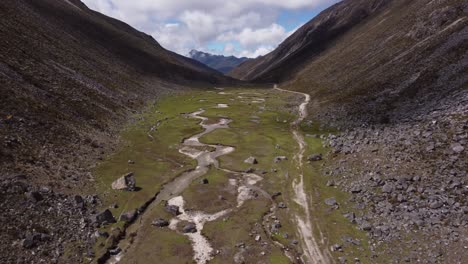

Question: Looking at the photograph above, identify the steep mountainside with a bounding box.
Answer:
[231,0,467,262]
[0,0,235,262]
[229,0,467,125]
[189,50,250,73]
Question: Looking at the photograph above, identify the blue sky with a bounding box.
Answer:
[82,0,340,58]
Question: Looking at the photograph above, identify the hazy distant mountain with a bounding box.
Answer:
[189,50,250,74]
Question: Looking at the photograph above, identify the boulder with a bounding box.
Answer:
[74,195,85,209]
[330,244,342,252]
[244,156,258,164]
[109,247,121,255]
[200,178,209,184]
[273,156,288,163]
[119,210,136,222]
[152,218,169,227]
[350,186,362,193]
[245,168,255,173]
[22,234,41,249]
[308,154,323,161]
[451,143,464,153]
[165,204,181,216]
[324,197,338,206]
[25,191,43,203]
[278,202,287,209]
[382,182,394,193]
[94,209,116,226]
[183,223,197,233]
[111,172,136,191]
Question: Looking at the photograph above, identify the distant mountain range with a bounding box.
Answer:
[189,50,250,74]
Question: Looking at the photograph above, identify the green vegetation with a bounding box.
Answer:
[93,88,371,263]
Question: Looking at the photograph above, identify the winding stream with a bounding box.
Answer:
[107,88,329,264]
[109,107,269,264]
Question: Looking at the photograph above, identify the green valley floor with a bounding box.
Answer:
[92,88,371,264]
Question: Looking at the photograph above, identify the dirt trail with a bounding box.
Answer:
[274,85,330,264]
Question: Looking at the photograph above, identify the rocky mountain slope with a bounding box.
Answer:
[189,50,250,74]
[0,0,236,262]
[230,0,467,262]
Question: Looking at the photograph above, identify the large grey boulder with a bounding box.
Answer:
[111,172,136,191]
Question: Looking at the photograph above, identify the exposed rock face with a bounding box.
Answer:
[111,173,136,191]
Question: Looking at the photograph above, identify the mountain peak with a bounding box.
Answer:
[188,50,250,74]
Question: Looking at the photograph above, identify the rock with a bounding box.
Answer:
[324,197,338,206]
[326,180,335,187]
[165,205,181,216]
[308,154,323,161]
[128,160,135,164]
[152,218,169,227]
[94,209,116,226]
[245,167,255,173]
[95,230,109,238]
[273,156,288,163]
[74,195,85,208]
[22,234,41,249]
[244,156,258,164]
[200,178,209,184]
[350,186,362,193]
[291,240,299,245]
[451,143,464,153]
[429,201,443,209]
[271,192,282,198]
[278,202,287,209]
[330,244,342,252]
[360,221,372,231]
[111,172,136,191]
[338,256,347,263]
[236,242,245,248]
[255,235,261,241]
[25,191,43,203]
[382,182,394,193]
[119,210,136,222]
[183,223,197,233]
[109,247,121,255]
[344,212,356,222]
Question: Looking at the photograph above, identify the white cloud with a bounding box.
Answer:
[82,0,339,57]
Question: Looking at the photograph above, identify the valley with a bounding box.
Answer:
[92,88,370,264]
